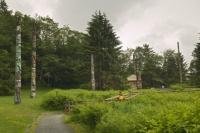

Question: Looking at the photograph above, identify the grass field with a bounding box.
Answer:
[0,89,48,133]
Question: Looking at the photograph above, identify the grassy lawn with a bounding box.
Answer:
[0,89,49,133]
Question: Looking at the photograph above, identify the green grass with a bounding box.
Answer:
[53,89,200,133]
[0,89,49,133]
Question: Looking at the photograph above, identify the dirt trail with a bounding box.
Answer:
[35,114,74,133]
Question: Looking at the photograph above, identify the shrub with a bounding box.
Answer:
[70,103,111,129]
[41,90,75,110]
[69,90,200,132]
[42,89,200,132]
[41,89,117,110]
[170,84,182,90]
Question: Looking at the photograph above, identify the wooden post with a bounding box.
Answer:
[177,42,183,87]
[30,21,37,98]
[14,16,21,104]
[91,54,95,90]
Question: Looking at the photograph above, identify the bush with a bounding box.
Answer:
[170,84,184,90]
[71,103,111,129]
[41,89,117,110]
[42,89,200,132]
[41,90,75,110]
[68,90,200,132]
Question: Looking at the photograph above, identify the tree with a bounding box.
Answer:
[189,42,200,86]
[87,11,122,89]
[0,0,9,14]
[162,49,179,86]
[133,44,163,88]
[162,49,187,86]
[0,0,15,95]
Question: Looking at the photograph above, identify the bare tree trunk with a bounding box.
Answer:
[31,21,36,98]
[91,54,95,90]
[14,17,21,104]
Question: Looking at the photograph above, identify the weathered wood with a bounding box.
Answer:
[14,16,21,104]
[91,54,95,90]
[105,91,139,101]
[177,42,183,87]
[31,21,37,98]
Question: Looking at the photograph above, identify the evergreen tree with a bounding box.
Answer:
[0,0,9,14]
[133,44,163,88]
[162,49,187,86]
[189,42,200,86]
[162,50,179,85]
[87,11,122,89]
[0,1,15,95]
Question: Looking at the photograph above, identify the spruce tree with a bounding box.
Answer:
[0,0,8,14]
[162,49,187,86]
[0,0,15,95]
[87,11,121,89]
[189,42,200,86]
[162,50,179,85]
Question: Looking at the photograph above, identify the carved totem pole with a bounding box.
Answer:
[91,54,95,90]
[14,16,21,104]
[30,21,37,98]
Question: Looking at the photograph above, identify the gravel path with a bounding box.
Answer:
[35,114,74,133]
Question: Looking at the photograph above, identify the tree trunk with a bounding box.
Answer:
[31,22,36,98]
[91,54,95,90]
[14,17,21,104]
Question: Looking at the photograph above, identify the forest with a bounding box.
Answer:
[1,0,200,96]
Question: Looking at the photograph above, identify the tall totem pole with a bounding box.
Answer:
[177,42,183,87]
[30,21,37,98]
[91,54,95,90]
[14,16,21,104]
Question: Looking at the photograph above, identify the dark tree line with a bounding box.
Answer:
[189,42,200,87]
[0,0,200,95]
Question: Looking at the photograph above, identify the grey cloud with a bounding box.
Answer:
[52,0,154,32]
[130,21,199,63]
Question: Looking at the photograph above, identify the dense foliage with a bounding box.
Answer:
[73,90,200,133]
[189,42,200,87]
[0,1,90,95]
[41,89,200,133]
[162,49,187,86]
[0,0,198,95]
[41,89,117,110]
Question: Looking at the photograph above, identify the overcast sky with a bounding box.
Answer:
[6,0,200,63]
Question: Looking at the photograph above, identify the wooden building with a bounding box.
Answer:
[127,74,142,89]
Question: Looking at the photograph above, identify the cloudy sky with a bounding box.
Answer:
[6,0,200,63]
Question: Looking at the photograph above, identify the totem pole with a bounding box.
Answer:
[30,21,36,98]
[14,16,21,104]
[91,54,95,90]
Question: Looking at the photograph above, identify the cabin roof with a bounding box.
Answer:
[127,74,137,81]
